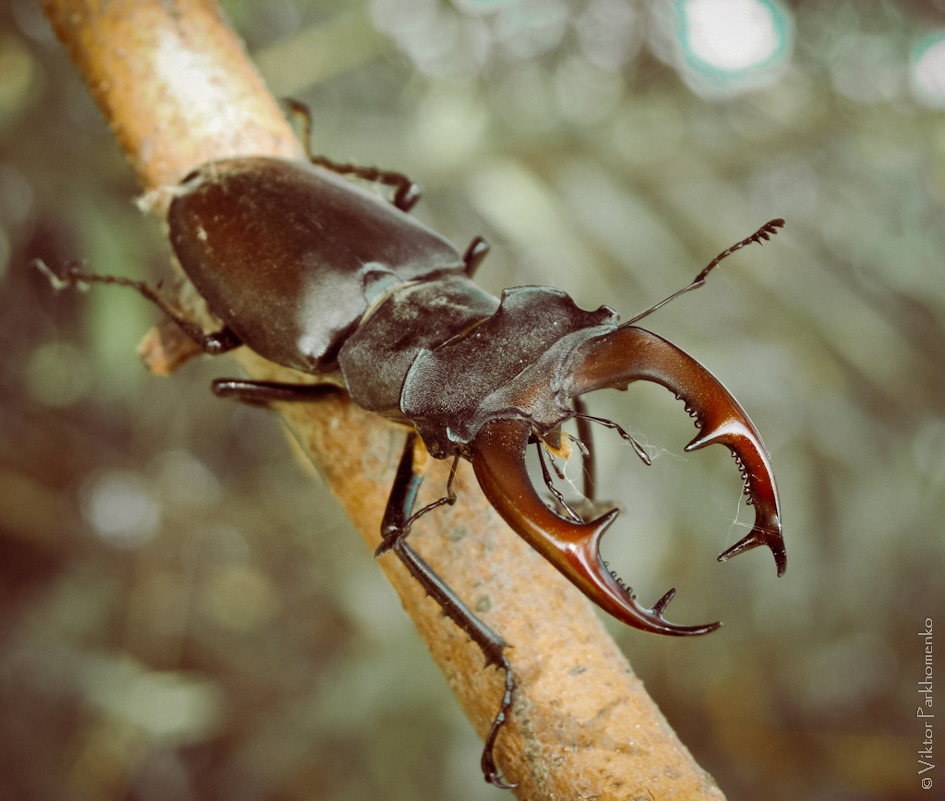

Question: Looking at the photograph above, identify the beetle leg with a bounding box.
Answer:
[211,378,340,406]
[574,411,652,466]
[34,259,243,356]
[571,396,600,503]
[308,156,423,212]
[567,324,785,575]
[282,98,423,211]
[377,433,517,789]
[534,440,583,523]
[564,400,650,520]
[462,236,491,277]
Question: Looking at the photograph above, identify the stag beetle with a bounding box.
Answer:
[42,110,785,787]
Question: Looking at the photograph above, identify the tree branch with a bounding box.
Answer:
[40,0,728,797]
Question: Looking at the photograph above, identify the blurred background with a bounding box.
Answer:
[1,0,943,799]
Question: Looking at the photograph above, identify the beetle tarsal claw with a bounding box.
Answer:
[470,418,720,636]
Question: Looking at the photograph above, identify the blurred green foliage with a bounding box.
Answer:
[1,1,943,799]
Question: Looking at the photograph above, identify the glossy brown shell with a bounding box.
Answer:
[167,157,466,372]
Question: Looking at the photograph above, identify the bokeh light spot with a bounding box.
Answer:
[676,0,791,95]
[82,470,160,549]
[26,342,93,407]
[912,32,945,108]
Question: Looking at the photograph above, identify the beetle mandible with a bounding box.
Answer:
[42,110,785,787]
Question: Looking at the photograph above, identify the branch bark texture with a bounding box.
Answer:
[40,1,728,797]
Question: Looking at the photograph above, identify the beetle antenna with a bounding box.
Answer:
[624,218,784,326]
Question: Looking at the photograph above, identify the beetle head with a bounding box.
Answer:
[469,324,784,636]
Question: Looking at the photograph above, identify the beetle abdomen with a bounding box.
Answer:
[168,157,466,372]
